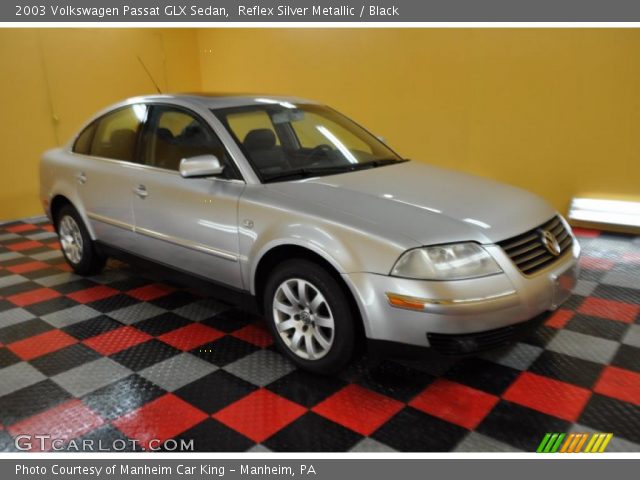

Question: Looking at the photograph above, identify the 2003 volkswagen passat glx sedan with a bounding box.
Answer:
[40,94,580,373]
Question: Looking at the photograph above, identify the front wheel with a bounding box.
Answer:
[55,204,107,276]
[263,259,356,374]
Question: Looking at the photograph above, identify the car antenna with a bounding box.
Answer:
[137,55,162,94]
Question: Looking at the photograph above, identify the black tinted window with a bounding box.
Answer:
[90,104,147,162]
[73,122,96,155]
[142,107,235,177]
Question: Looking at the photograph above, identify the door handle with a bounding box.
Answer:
[133,185,148,198]
[76,172,87,184]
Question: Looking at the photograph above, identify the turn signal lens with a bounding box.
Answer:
[386,293,427,311]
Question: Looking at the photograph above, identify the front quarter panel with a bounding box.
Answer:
[239,185,418,295]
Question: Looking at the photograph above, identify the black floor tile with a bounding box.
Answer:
[29,343,101,377]
[174,418,254,452]
[580,394,640,445]
[174,370,257,414]
[110,339,181,372]
[529,350,605,389]
[0,380,72,426]
[81,374,166,421]
[265,412,362,452]
[372,407,467,452]
[476,401,571,451]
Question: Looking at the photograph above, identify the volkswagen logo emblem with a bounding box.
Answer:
[540,230,561,256]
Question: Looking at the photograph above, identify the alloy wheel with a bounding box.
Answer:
[272,278,335,360]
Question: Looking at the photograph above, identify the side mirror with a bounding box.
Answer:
[179,155,224,178]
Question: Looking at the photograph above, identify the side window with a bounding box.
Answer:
[142,107,236,177]
[90,104,147,162]
[73,122,96,155]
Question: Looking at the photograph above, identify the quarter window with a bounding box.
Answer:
[72,122,96,155]
[90,104,147,162]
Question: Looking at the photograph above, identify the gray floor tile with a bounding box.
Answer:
[107,303,166,325]
[547,330,619,364]
[481,342,544,370]
[224,349,295,386]
[0,275,28,289]
[138,352,217,391]
[52,358,131,397]
[350,438,398,452]
[454,432,523,452]
[41,305,102,328]
[0,307,37,328]
[0,362,47,397]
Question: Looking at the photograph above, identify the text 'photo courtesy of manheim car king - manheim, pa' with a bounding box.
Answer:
[40,93,580,374]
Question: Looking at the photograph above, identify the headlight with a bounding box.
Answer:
[390,242,502,280]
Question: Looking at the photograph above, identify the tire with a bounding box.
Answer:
[263,259,356,374]
[55,204,107,276]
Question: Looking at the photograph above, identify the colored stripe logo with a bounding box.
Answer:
[537,433,613,453]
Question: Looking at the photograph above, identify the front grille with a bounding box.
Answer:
[427,311,550,355]
[497,215,573,276]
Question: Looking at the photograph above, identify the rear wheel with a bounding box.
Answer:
[263,259,356,374]
[55,204,107,275]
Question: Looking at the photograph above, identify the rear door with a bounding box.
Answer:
[72,104,148,250]
[129,104,246,289]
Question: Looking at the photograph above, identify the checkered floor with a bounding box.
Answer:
[0,217,638,452]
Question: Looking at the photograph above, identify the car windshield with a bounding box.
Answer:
[213,102,406,182]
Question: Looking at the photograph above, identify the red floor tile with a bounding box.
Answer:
[113,394,207,448]
[545,309,574,329]
[578,297,639,323]
[213,389,306,443]
[231,323,274,348]
[6,287,61,307]
[158,323,224,351]
[83,326,152,356]
[6,224,38,233]
[503,372,592,422]
[8,399,103,451]
[42,224,55,232]
[6,261,51,274]
[622,251,640,264]
[594,366,640,407]
[127,283,176,301]
[409,379,499,430]
[572,227,601,238]
[579,256,615,271]
[312,384,404,436]
[6,240,43,252]
[8,330,78,361]
[67,285,119,304]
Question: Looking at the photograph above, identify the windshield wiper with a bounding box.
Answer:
[262,159,409,183]
[353,158,409,170]
[262,165,358,182]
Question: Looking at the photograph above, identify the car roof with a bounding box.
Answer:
[132,93,321,109]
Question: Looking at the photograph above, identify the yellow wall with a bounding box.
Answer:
[0,29,200,220]
[198,29,640,213]
[2,29,639,220]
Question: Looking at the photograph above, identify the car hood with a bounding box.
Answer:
[266,161,557,246]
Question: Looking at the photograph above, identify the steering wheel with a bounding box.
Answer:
[306,144,333,164]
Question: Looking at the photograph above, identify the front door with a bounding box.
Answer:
[129,105,246,289]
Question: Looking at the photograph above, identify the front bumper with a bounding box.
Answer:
[343,238,580,350]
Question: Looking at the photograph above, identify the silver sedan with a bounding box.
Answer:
[40,94,580,373]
